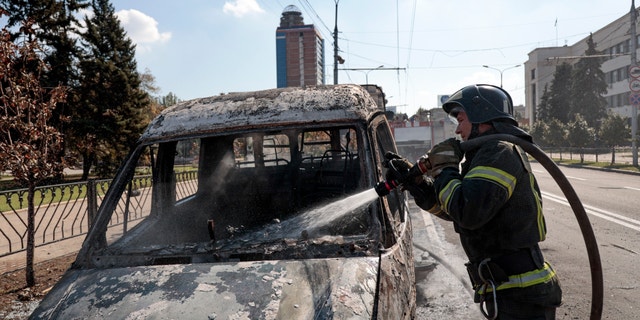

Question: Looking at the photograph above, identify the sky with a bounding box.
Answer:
[109,0,630,116]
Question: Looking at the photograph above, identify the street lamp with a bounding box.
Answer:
[365,65,384,85]
[482,64,521,88]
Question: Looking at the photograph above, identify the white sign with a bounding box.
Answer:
[630,65,640,78]
[437,95,450,106]
[630,79,640,92]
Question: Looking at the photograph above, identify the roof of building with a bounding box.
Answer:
[282,5,301,14]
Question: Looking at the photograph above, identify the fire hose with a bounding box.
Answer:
[377,134,603,319]
[463,134,603,320]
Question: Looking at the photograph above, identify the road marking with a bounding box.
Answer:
[624,186,640,192]
[532,170,586,181]
[542,191,640,232]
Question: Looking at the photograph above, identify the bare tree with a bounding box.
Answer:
[0,14,67,287]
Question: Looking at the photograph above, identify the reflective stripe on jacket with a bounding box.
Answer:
[477,262,556,293]
[433,134,546,262]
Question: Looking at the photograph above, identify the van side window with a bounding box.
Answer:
[233,134,291,167]
[298,128,357,158]
[174,139,200,201]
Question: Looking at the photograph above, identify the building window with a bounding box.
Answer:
[624,66,629,81]
[531,84,536,102]
[531,68,536,80]
[624,39,630,53]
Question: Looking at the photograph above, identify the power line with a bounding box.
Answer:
[404,0,418,107]
[297,0,332,35]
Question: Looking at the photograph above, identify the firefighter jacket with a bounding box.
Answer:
[432,131,547,263]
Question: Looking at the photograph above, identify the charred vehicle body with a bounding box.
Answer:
[31,84,416,319]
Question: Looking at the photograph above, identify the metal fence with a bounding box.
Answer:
[2,144,629,260]
[543,146,635,164]
[0,171,197,258]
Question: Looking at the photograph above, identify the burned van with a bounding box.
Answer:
[31,84,416,319]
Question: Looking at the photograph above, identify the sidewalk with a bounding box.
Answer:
[0,237,84,275]
[409,201,477,319]
[555,162,640,176]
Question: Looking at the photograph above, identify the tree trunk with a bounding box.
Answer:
[611,147,616,165]
[81,153,95,181]
[26,184,36,287]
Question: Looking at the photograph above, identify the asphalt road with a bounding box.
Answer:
[431,163,640,320]
[532,162,640,320]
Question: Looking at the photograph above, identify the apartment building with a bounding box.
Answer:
[525,7,638,125]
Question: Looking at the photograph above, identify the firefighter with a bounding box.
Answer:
[387,84,562,319]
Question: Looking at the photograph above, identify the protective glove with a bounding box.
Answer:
[382,152,415,185]
[420,138,463,178]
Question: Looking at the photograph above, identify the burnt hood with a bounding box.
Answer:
[31,257,380,319]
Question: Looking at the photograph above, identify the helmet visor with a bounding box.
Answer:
[447,106,464,125]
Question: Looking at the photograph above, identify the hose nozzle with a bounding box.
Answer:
[375,157,428,197]
[374,180,400,197]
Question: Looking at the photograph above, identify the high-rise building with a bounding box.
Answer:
[276,5,325,88]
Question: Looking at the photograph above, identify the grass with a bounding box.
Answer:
[552,158,640,173]
[0,170,113,212]
[0,183,93,212]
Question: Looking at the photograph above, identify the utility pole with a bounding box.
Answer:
[333,0,339,85]
[339,67,407,85]
[631,0,639,166]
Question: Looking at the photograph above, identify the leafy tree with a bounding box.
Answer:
[0,16,67,287]
[536,84,552,123]
[159,92,181,107]
[571,34,607,127]
[530,121,549,146]
[139,68,165,121]
[413,107,432,122]
[545,118,566,148]
[548,62,573,123]
[1,0,90,176]
[139,67,160,95]
[75,0,150,179]
[566,114,595,163]
[599,113,631,164]
[514,104,526,123]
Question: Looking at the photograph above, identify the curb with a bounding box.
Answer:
[409,201,441,268]
[531,159,640,176]
[558,163,640,176]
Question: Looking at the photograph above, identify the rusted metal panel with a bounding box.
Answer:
[32,258,379,320]
[141,85,382,142]
[377,215,417,320]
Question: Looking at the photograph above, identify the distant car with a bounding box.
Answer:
[31,84,416,319]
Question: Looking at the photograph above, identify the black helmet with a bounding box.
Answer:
[442,84,517,125]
